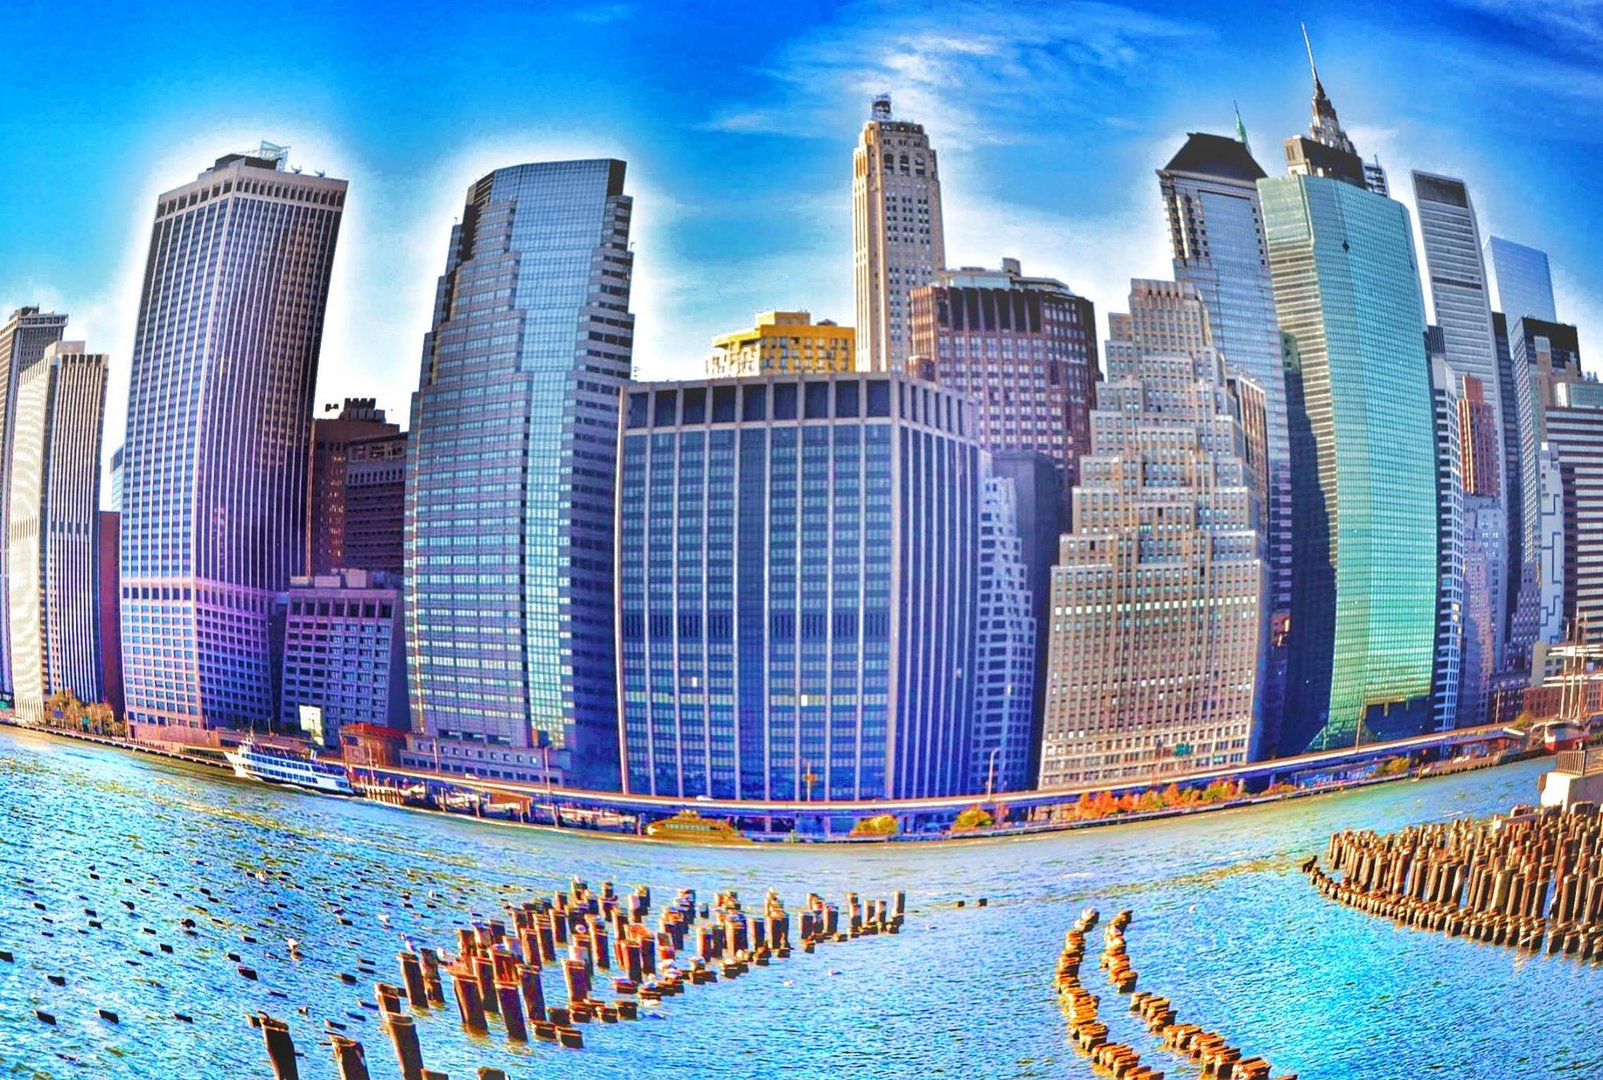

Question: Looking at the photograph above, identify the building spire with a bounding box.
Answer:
[1299,23,1356,156]
[1233,101,1251,156]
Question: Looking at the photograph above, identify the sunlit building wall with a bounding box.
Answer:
[120,146,345,732]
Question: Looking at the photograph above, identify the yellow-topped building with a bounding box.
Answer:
[708,311,856,377]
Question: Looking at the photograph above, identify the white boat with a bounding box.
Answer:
[224,739,354,796]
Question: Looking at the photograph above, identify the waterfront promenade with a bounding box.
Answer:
[0,728,1592,1077]
[5,718,1523,843]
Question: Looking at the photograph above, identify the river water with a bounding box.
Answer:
[0,727,1590,1079]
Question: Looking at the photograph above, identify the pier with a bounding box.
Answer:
[1306,799,1603,960]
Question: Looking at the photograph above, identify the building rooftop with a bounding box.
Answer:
[1162,132,1267,182]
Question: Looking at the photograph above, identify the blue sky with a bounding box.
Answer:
[4,0,1602,462]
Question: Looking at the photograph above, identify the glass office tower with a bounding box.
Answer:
[1158,131,1291,755]
[1260,173,1437,752]
[405,160,633,788]
[1485,236,1557,326]
[617,373,983,801]
[121,145,346,732]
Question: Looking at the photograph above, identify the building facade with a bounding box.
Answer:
[969,475,1036,794]
[617,373,984,801]
[1414,172,1509,715]
[907,259,1098,500]
[1260,170,1437,752]
[98,511,123,718]
[7,343,107,721]
[853,95,945,371]
[343,432,406,575]
[404,159,633,788]
[308,399,400,576]
[1485,236,1558,326]
[708,312,855,377]
[1429,349,1465,731]
[1159,130,1293,756]
[1545,405,1603,646]
[279,569,406,746]
[0,307,68,699]
[120,144,346,733]
[1038,281,1262,788]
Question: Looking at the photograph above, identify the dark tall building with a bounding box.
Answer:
[343,432,406,575]
[98,511,123,719]
[907,259,1097,506]
[989,450,1064,785]
[308,399,399,577]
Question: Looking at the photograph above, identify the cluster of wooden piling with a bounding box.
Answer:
[1305,801,1603,960]
[1055,907,1297,1080]
[1053,907,1162,1079]
[255,877,908,1079]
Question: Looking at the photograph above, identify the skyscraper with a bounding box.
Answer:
[906,259,1098,501]
[1428,345,1465,732]
[970,475,1036,794]
[1413,172,1509,718]
[404,159,633,788]
[307,398,400,576]
[1545,404,1603,646]
[8,343,107,722]
[1485,236,1558,326]
[0,307,68,700]
[120,144,345,733]
[1037,281,1263,787]
[616,373,983,800]
[708,312,855,377]
[1260,93,1437,751]
[1158,129,1292,755]
[854,94,945,371]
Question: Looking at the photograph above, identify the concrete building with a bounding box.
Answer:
[708,312,855,377]
[404,159,633,788]
[1159,130,1293,756]
[120,143,345,734]
[1485,236,1557,326]
[907,259,1098,502]
[343,432,406,575]
[1037,281,1262,788]
[854,94,945,371]
[0,307,68,700]
[1260,94,1437,752]
[278,569,406,747]
[307,399,399,577]
[616,373,987,801]
[7,343,107,722]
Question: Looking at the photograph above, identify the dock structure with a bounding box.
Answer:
[1306,800,1603,959]
[1540,749,1603,810]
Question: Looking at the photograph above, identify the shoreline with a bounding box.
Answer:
[0,720,1542,849]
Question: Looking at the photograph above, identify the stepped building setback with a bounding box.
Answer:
[1038,281,1263,788]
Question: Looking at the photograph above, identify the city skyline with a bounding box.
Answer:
[5,2,1603,493]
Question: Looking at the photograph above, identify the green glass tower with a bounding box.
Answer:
[1259,173,1438,753]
